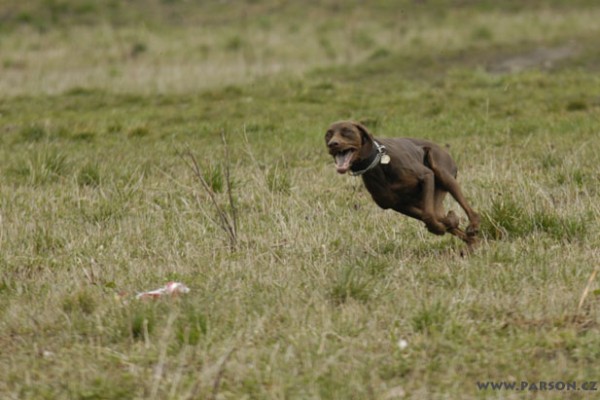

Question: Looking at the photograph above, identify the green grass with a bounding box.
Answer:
[1,1,600,399]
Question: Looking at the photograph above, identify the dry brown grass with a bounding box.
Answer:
[1,2,600,399]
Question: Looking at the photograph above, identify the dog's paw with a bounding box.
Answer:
[424,218,447,236]
[466,213,481,237]
[466,224,480,237]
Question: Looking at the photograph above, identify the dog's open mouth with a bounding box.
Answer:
[334,149,356,174]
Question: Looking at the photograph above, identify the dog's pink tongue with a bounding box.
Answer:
[335,152,353,174]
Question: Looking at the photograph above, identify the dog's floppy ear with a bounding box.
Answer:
[352,121,374,144]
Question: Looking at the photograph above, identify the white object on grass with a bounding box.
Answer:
[397,339,408,350]
[136,282,190,300]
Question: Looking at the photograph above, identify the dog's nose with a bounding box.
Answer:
[328,140,340,149]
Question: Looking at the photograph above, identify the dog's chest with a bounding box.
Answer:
[362,167,421,209]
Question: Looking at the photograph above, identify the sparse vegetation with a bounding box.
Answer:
[1,1,600,399]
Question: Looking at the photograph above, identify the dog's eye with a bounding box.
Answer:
[341,129,354,138]
[325,130,333,140]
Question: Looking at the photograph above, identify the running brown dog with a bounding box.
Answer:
[325,120,480,246]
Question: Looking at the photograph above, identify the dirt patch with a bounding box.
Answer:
[487,43,580,73]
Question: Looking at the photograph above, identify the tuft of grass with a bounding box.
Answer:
[328,265,373,305]
[411,301,449,334]
[70,376,138,400]
[62,290,96,315]
[129,304,157,341]
[176,305,208,346]
[127,125,150,138]
[11,150,71,185]
[224,35,244,51]
[566,99,588,111]
[539,151,562,169]
[78,190,129,224]
[481,196,530,239]
[77,162,102,187]
[19,124,47,142]
[32,224,65,255]
[203,163,224,193]
[531,210,588,242]
[130,41,147,58]
[369,47,392,60]
[71,131,96,142]
[482,196,588,242]
[471,25,494,41]
[266,165,291,194]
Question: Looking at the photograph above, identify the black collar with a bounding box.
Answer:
[350,141,386,176]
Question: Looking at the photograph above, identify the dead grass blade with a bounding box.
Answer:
[180,145,238,251]
[577,266,599,313]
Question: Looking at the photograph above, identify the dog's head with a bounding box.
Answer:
[325,120,374,174]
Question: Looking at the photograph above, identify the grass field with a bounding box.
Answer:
[1,1,600,399]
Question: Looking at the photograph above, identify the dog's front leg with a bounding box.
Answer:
[421,172,447,235]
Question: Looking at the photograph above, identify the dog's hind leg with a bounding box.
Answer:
[434,188,471,243]
[420,172,448,235]
[424,147,480,240]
